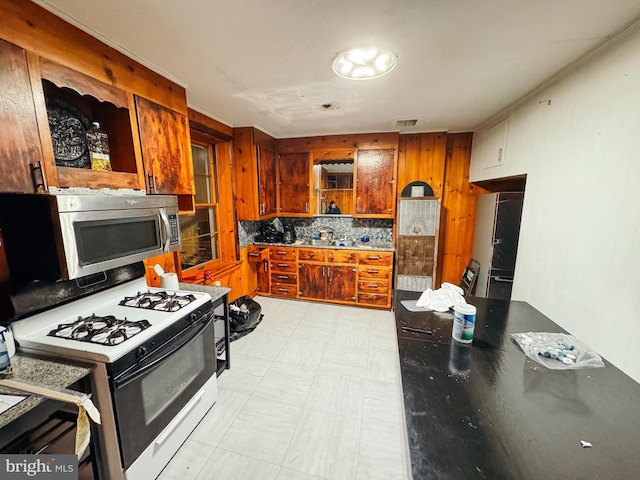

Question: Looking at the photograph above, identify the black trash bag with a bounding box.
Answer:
[228,296,263,335]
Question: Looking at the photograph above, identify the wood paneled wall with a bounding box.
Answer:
[440,133,481,285]
[397,132,479,286]
[397,132,448,197]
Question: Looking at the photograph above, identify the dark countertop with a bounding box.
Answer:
[0,351,93,429]
[394,290,640,479]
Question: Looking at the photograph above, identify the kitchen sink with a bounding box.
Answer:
[305,238,357,247]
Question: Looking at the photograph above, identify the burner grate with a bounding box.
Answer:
[119,290,197,312]
[48,314,151,346]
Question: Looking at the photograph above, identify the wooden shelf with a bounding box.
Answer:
[56,167,141,190]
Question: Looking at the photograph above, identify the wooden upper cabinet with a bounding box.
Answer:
[354,148,398,217]
[135,96,193,196]
[258,146,278,217]
[232,127,278,220]
[278,152,311,215]
[0,39,45,193]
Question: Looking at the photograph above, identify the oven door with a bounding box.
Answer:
[111,316,217,470]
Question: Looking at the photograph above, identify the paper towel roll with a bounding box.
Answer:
[160,273,179,290]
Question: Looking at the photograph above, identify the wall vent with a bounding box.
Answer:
[396,119,418,127]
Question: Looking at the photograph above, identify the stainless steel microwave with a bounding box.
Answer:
[0,193,181,281]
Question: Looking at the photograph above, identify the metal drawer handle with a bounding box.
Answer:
[277,263,289,267]
[278,275,289,279]
[366,283,379,288]
[367,269,379,274]
[276,251,288,255]
[367,256,380,260]
[278,288,290,292]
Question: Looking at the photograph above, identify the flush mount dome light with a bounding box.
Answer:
[332,45,397,80]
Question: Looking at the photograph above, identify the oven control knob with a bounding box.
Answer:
[190,311,200,322]
[136,346,147,358]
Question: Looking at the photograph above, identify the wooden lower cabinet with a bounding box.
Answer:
[260,246,392,309]
[298,263,357,303]
[269,247,297,297]
[356,251,393,308]
[326,265,357,302]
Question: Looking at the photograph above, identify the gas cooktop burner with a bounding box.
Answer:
[48,314,151,346]
[119,290,197,312]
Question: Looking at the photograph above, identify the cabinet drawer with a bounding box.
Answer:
[357,266,391,280]
[270,248,297,261]
[357,252,393,266]
[270,261,297,273]
[298,248,326,262]
[358,279,390,294]
[271,284,298,297]
[248,247,269,263]
[271,272,297,285]
[327,250,357,264]
[357,292,390,307]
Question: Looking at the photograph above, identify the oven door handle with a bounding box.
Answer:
[114,316,212,389]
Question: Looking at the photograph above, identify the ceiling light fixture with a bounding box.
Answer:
[332,45,397,80]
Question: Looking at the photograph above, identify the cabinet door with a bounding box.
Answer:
[135,96,193,195]
[326,265,356,302]
[298,263,325,298]
[257,146,277,216]
[0,39,44,193]
[257,259,270,294]
[354,149,397,217]
[278,152,310,215]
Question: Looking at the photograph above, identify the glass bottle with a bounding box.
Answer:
[86,121,112,171]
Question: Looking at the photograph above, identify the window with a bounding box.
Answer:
[179,139,220,271]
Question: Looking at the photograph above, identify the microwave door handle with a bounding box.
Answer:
[114,316,212,389]
[159,209,170,252]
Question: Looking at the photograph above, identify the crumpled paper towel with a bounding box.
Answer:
[415,282,467,312]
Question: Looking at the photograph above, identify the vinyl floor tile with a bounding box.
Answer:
[283,409,361,480]
[252,361,316,407]
[163,298,409,480]
[190,389,250,447]
[195,448,280,480]
[216,353,272,395]
[157,439,213,480]
[218,396,302,464]
[275,336,328,369]
[304,371,366,419]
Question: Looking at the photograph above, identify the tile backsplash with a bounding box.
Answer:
[238,217,393,248]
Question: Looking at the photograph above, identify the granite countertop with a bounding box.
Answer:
[0,352,94,429]
[252,240,395,252]
[178,283,231,302]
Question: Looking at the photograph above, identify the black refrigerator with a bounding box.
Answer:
[471,192,524,300]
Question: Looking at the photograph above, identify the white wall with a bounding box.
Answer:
[470,22,640,383]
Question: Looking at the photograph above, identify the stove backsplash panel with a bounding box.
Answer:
[8,262,146,321]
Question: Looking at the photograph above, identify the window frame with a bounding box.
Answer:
[179,130,223,275]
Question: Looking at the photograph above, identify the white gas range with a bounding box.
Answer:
[12,277,210,363]
[11,269,220,480]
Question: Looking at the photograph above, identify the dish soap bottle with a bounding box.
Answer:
[86,121,112,171]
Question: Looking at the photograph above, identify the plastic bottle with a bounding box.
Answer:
[86,121,112,171]
[0,328,12,377]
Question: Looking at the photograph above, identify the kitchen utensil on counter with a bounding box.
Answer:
[283,223,296,244]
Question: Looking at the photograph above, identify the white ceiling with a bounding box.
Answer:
[34,0,640,138]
